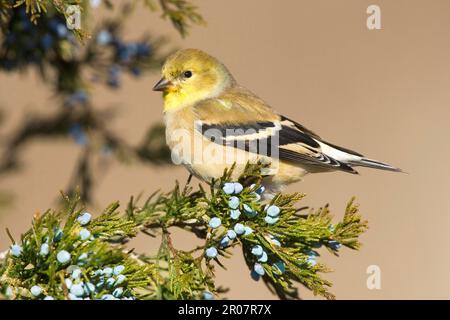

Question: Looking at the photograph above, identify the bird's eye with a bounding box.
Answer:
[183,70,192,78]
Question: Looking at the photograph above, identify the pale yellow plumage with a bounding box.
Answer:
[153,49,400,196]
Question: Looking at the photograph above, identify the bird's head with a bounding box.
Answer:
[153,49,235,112]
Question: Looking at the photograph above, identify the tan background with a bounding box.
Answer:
[1,0,450,299]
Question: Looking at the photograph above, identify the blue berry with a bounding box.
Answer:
[258,251,268,263]
[117,44,133,63]
[109,64,120,76]
[209,217,222,229]
[264,216,279,225]
[40,33,53,49]
[79,228,91,241]
[252,192,261,202]
[39,243,49,256]
[254,263,265,276]
[244,226,253,236]
[273,261,285,274]
[78,253,88,261]
[266,205,280,217]
[71,268,82,279]
[227,230,237,239]
[93,269,103,277]
[66,90,88,106]
[56,250,71,264]
[5,287,13,297]
[43,296,54,300]
[228,196,240,209]
[203,291,214,300]
[257,185,265,194]
[10,244,22,257]
[222,183,235,194]
[30,285,42,297]
[244,205,257,218]
[220,236,230,247]
[53,228,63,242]
[68,293,81,300]
[230,209,241,220]
[136,43,151,56]
[251,245,263,256]
[65,278,73,289]
[56,23,68,38]
[67,265,79,274]
[245,212,257,219]
[233,182,243,194]
[328,240,341,250]
[106,277,116,287]
[101,294,116,300]
[115,274,126,285]
[311,242,322,248]
[69,124,87,145]
[306,251,318,265]
[96,30,112,45]
[73,86,89,100]
[84,282,95,294]
[113,287,123,298]
[205,246,218,258]
[251,184,265,194]
[234,223,245,235]
[113,265,125,275]
[307,256,317,266]
[270,237,281,246]
[70,283,85,297]
[250,270,261,281]
[103,267,113,276]
[130,66,142,77]
[108,71,121,85]
[77,212,92,225]
[308,251,318,257]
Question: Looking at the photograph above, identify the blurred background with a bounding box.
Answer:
[1,0,450,299]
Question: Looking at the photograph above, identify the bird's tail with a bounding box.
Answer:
[349,157,402,172]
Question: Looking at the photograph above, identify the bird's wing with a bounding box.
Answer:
[193,87,358,174]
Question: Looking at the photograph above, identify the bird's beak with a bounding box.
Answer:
[152,77,173,91]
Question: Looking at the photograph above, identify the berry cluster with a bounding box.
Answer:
[204,180,292,282]
[248,229,288,280]
[0,7,74,70]
[204,182,257,259]
[94,29,152,88]
[203,179,345,286]
[0,7,154,150]
[4,211,140,300]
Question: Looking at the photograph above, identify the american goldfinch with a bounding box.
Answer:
[153,49,400,195]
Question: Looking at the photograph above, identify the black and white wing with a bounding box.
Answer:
[196,115,361,174]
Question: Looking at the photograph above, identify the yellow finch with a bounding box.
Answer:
[153,49,400,195]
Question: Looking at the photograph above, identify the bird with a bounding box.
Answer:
[153,48,401,196]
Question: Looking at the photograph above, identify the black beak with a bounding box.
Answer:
[153,77,172,91]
